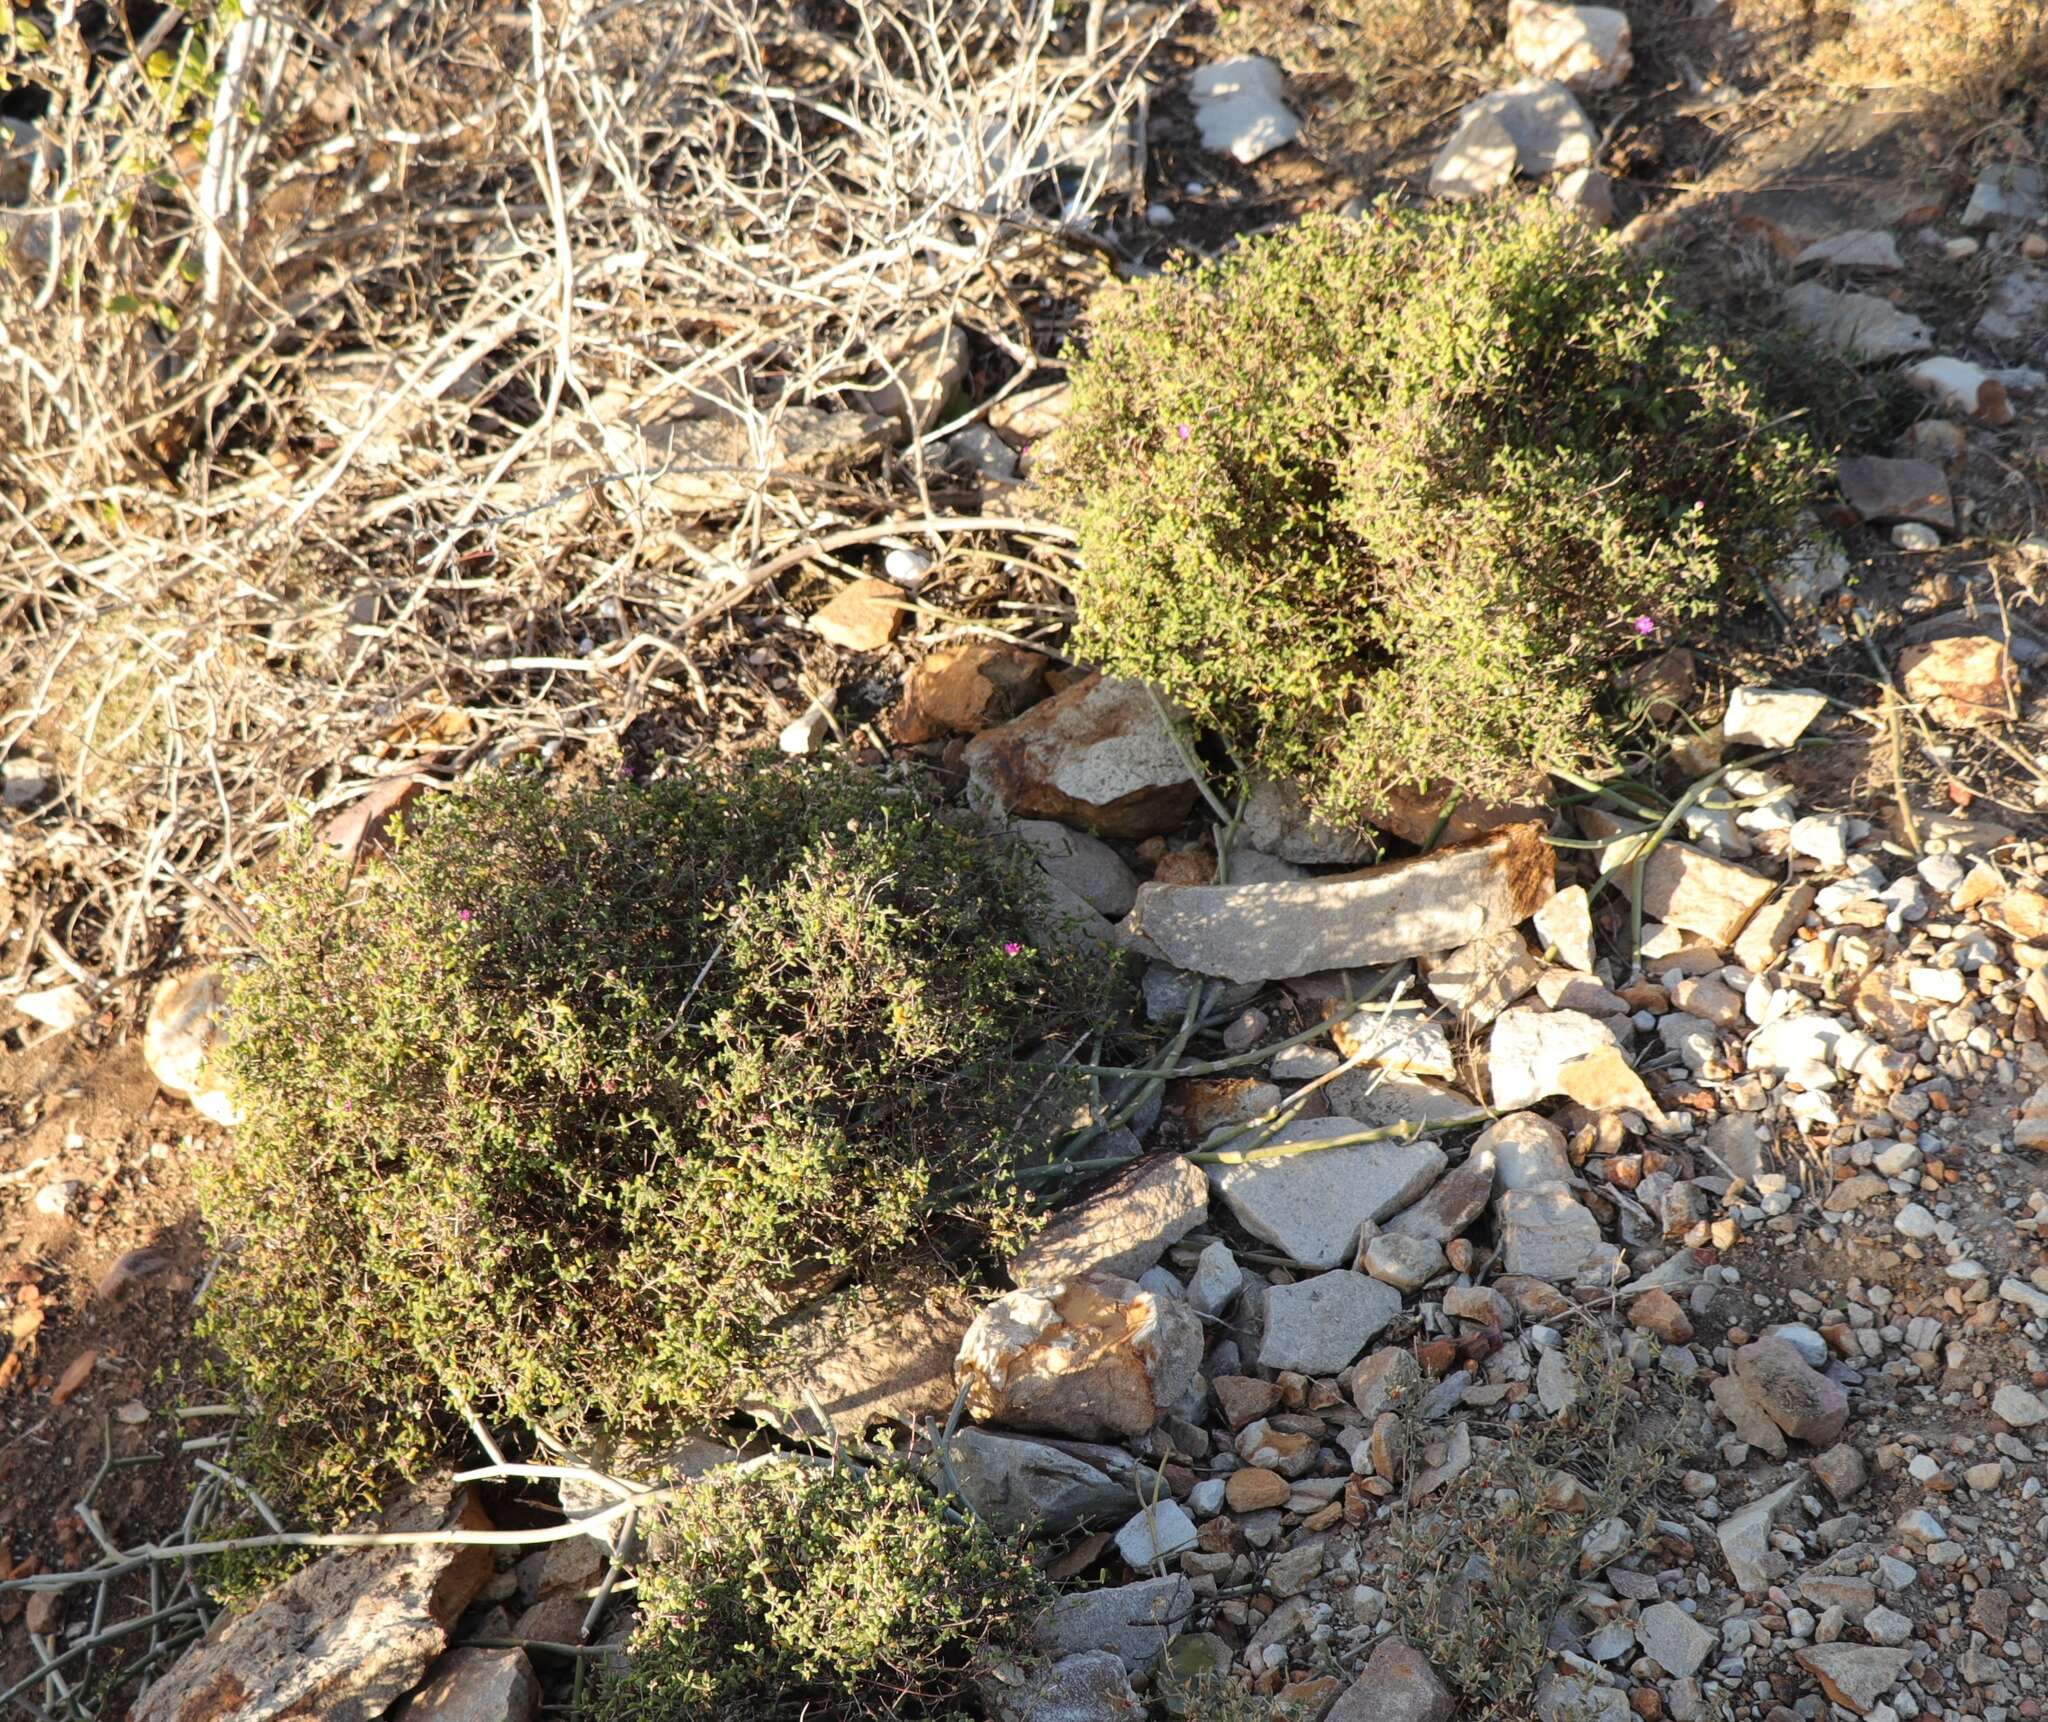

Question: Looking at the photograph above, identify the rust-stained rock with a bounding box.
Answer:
[1009,1155,1209,1286]
[143,968,242,1126]
[1899,634,2014,729]
[749,1265,978,1440]
[133,1490,494,1722]
[962,673,1197,840]
[888,643,1051,744]
[957,1276,1202,1441]
[1128,823,1554,985]
[1358,776,1552,849]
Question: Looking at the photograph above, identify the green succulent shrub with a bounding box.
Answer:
[596,1461,1045,1721]
[199,758,1120,1527]
[1050,200,1817,821]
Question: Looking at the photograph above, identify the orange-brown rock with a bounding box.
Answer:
[887,642,1050,744]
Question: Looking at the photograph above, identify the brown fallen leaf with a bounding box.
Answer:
[49,1348,98,1407]
[320,773,432,864]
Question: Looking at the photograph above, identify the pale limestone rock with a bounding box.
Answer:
[964,673,1196,841]
[1533,884,1595,970]
[1035,1574,1193,1672]
[133,1492,493,1722]
[1239,776,1380,865]
[1421,929,1541,1025]
[1507,0,1633,91]
[1208,1121,1446,1269]
[143,967,242,1126]
[1329,1009,1457,1077]
[1783,282,1933,362]
[1477,1112,1572,1190]
[1721,685,1827,750]
[1794,229,1903,271]
[1635,844,1774,947]
[1258,1271,1403,1373]
[1496,1185,1603,1280]
[1428,105,1517,200]
[1487,1006,1623,1110]
[1127,824,1553,985]
[1718,1478,1802,1592]
[1189,58,1300,165]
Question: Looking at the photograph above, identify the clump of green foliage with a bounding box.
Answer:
[200,758,1119,1528]
[1384,1330,1686,1717]
[595,1461,1045,1722]
[1050,201,1817,820]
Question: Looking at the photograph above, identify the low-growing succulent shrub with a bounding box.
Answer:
[200,758,1120,1527]
[1050,201,1818,822]
[595,1460,1045,1721]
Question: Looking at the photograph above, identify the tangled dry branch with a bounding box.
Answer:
[0,0,1178,1004]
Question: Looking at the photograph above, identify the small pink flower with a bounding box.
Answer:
[457,908,474,921]
[1175,423,1191,442]
[1002,941,1023,957]
[1631,615,1656,636]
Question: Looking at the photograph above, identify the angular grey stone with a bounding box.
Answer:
[1784,282,1933,362]
[1533,1674,1629,1722]
[1352,1347,1423,1417]
[1013,819,1141,918]
[1326,1636,1454,1722]
[985,1650,1142,1722]
[1963,162,2044,227]
[1258,1271,1403,1374]
[1496,1185,1603,1280]
[1469,77,1598,174]
[1010,1155,1208,1286]
[1718,1478,1802,1593]
[398,1648,538,1722]
[1240,776,1380,865]
[1636,1602,1714,1678]
[1476,1112,1571,1190]
[1992,1383,2048,1428]
[1207,1120,1447,1269]
[945,1430,1133,1536]
[1127,824,1553,984]
[1794,1644,1912,1714]
[1035,1573,1193,1672]
[1363,1232,1445,1292]
[1189,1241,1244,1316]
[1383,1149,1496,1242]
[1113,1498,1198,1567]
[1322,1070,1483,1132]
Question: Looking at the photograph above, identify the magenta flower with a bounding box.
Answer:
[1631,615,1656,636]
[1002,941,1023,957]
[1175,423,1191,442]
[457,908,474,921]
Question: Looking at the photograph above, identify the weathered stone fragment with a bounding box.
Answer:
[1129,825,1553,984]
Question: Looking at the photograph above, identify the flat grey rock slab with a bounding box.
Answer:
[945,1429,1133,1536]
[1208,1120,1446,1269]
[1035,1573,1193,1672]
[1127,823,1553,984]
[1496,1185,1604,1281]
[1258,1271,1403,1374]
